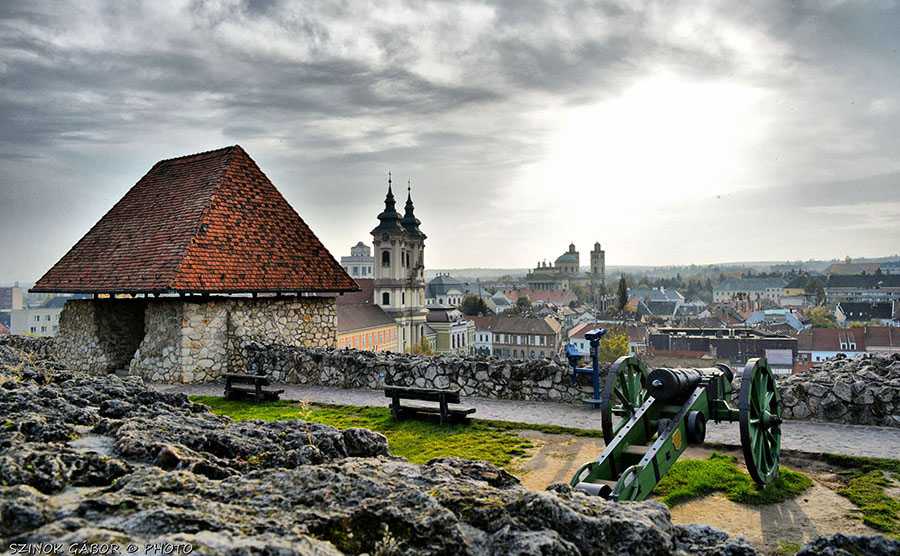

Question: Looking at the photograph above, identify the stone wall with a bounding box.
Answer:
[56,297,336,383]
[56,300,147,373]
[245,343,587,402]
[777,354,900,427]
[130,296,336,383]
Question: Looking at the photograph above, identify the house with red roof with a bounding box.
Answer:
[32,146,356,382]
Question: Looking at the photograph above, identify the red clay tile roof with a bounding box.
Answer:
[335,279,375,305]
[32,146,357,294]
[798,328,867,351]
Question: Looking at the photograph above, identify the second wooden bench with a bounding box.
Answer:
[384,385,476,425]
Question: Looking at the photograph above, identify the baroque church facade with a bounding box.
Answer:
[371,175,428,353]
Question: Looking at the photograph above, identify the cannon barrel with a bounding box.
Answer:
[647,367,729,401]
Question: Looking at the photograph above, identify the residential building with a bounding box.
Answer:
[0,322,9,335]
[488,315,562,359]
[880,261,900,275]
[0,284,24,329]
[484,291,513,314]
[337,303,399,352]
[628,287,708,322]
[834,301,898,326]
[371,176,428,353]
[340,242,374,278]
[798,328,867,362]
[825,274,900,304]
[649,327,797,374]
[825,261,881,275]
[472,316,494,356]
[503,287,577,307]
[10,296,75,337]
[743,309,807,333]
[426,307,475,354]
[712,278,787,305]
[425,274,472,307]
[567,322,648,356]
[336,279,399,352]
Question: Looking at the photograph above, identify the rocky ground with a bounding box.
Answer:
[1,337,898,555]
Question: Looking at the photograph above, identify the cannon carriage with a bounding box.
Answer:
[567,329,783,501]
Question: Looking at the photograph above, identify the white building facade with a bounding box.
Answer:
[340,242,374,278]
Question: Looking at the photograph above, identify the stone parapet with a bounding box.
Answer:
[244,343,587,402]
[777,354,900,428]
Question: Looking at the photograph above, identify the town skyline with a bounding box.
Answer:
[3,2,900,281]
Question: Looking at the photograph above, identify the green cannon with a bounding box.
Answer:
[570,355,782,501]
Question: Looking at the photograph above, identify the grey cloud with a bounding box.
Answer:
[2,0,900,280]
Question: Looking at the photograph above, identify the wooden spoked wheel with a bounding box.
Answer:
[739,358,782,486]
[601,355,650,444]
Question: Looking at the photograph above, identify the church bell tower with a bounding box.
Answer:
[372,174,427,352]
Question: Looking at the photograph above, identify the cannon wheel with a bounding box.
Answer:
[601,355,650,444]
[739,358,782,486]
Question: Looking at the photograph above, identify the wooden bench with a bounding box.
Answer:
[224,373,284,401]
[384,385,476,425]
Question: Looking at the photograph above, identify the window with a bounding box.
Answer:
[352,266,359,276]
[381,250,390,267]
[41,326,47,333]
[402,292,406,305]
[45,315,51,321]
[34,315,40,322]
[30,326,36,333]
[382,292,390,305]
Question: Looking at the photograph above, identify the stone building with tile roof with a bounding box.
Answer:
[32,146,355,382]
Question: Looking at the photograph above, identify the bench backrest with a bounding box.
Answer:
[225,374,270,386]
[384,386,461,404]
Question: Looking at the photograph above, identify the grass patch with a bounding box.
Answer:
[193,396,533,467]
[837,471,900,538]
[653,453,812,507]
[821,453,900,539]
[775,541,803,556]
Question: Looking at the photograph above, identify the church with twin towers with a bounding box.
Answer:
[369,173,428,353]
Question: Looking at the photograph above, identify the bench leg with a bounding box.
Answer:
[391,396,401,420]
[439,397,448,425]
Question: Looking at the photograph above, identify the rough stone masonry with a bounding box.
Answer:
[55,297,336,383]
[777,353,900,428]
[244,342,587,402]
[2,337,898,555]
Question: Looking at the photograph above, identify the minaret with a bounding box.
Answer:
[372,174,428,353]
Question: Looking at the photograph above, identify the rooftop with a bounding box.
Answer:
[337,303,396,333]
[836,301,895,321]
[826,274,900,289]
[32,146,357,295]
[715,277,788,291]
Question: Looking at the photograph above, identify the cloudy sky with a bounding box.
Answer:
[2,0,900,283]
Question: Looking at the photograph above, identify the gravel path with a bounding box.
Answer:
[153,382,900,460]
